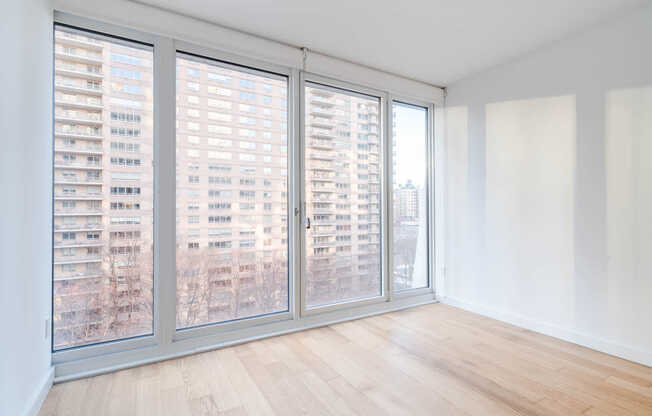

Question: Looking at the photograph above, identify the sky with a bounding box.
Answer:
[393,102,427,188]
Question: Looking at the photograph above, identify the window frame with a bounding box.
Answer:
[52,17,160,363]
[299,73,389,316]
[52,11,438,380]
[172,44,296,339]
[388,97,436,299]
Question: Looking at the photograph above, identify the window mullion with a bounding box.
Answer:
[154,36,177,346]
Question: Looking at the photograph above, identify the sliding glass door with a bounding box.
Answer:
[303,81,383,310]
[175,53,290,329]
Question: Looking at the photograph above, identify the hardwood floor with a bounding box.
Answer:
[39,303,652,416]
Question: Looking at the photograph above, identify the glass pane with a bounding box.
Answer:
[53,27,154,350]
[304,83,382,308]
[392,102,428,291]
[175,54,289,329]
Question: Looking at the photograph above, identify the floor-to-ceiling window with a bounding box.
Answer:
[175,53,290,329]
[53,26,154,350]
[51,15,437,374]
[392,101,429,291]
[303,82,383,309]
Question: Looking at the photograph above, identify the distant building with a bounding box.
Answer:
[396,180,419,220]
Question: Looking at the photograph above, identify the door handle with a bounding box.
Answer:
[306,217,311,229]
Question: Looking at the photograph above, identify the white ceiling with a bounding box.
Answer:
[137,0,648,86]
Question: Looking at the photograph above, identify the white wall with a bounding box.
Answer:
[444,4,652,365]
[0,0,54,414]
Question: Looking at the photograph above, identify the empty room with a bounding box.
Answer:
[2,0,652,415]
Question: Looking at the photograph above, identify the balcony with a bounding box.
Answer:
[311,251,335,258]
[54,175,102,185]
[54,208,103,216]
[55,31,104,50]
[55,147,103,157]
[311,240,336,248]
[311,184,335,192]
[54,223,103,232]
[308,262,337,272]
[311,227,337,236]
[53,255,102,265]
[55,98,103,111]
[311,171,334,180]
[54,160,102,170]
[55,129,103,140]
[312,219,334,227]
[53,272,103,281]
[55,48,103,65]
[55,112,103,126]
[310,106,335,118]
[309,150,335,160]
[311,206,334,214]
[55,80,103,96]
[54,240,103,248]
[309,161,335,170]
[309,129,337,139]
[55,64,104,80]
[310,95,335,107]
[308,192,333,202]
[54,193,103,201]
[311,88,334,98]
[309,117,335,129]
[310,139,334,150]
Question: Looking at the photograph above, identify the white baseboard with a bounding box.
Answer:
[438,296,652,368]
[24,366,54,416]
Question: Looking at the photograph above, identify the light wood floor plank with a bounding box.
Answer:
[40,304,652,416]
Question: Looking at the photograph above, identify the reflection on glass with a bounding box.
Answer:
[175,55,289,329]
[392,102,428,291]
[304,84,382,308]
[52,28,154,350]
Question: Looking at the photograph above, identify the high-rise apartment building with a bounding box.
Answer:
[396,180,419,220]
[53,28,154,349]
[303,85,382,307]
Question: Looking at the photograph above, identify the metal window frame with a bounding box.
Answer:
[388,97,436,299]
[171,40,296,341]
[51,11,437,380]
[52,13,161,363]
[299,73,389,316]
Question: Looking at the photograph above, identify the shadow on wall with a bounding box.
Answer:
[444,86,652,356]
[605,86,652,349]
[444,105,469,300]
[484,95,576,326]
